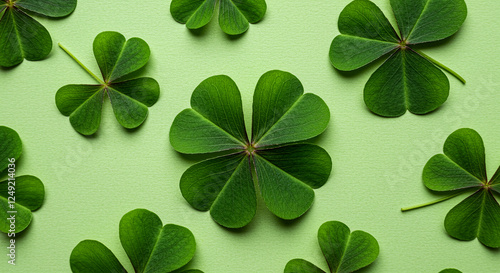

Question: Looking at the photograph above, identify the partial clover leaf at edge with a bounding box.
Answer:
[0,126,45,233]
[0,0,77,67]
[70,209,202,273]
[402,128,500,248]
[284,221,379,273]
[170,0,267,35]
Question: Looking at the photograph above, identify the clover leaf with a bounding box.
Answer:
[329,0,467,117]
[170,0,266,35]
[55,31,160,135]
[70,209,202,273]
[285,221,379,273]
[402,128,500,248]
[170,70,331,228]
[0,0,77,67]
[0,126,44,233]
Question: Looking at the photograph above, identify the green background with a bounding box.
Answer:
[1,0,500,272]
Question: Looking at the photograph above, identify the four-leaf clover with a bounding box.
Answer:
[0,0,77,67]
[70,209,202,273]
[285,221,379,273]
[170,70,332,228]
[170,0,267,35]
[0,126,45,233]
[329,0,467,117]
[55,31,160,135]
[402,128,500,248]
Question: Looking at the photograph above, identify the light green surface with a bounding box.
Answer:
[0,0,499,272]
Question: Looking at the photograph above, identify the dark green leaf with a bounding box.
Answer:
[170,75,248,154]
[70,209,200,273]
[254,154,315,220]
[285,221,379,273]
[170,109,246,153]
[93,31,150,82]
[108,88,148,129]
[337,0,399,42]
[251,70,303,142]
[330,0,400,71]
[423,128,487,190]
[0,8,51,67]
[70,240,127,273]
[57,32,159,135]
[0,175,45,233]
[319,221,379,273]
[180,154,256,228]
[445,189,500,248]
[219,0,266,35]
[0,126,22,173]
[2,175,44,211]
[56,85,105,135]
[252,70,329,146]
[219,0,249,35]
[228,0,266,23]
[171,0,217,29]
[170,0,266,35]
[443,128,487,182]
[109,78,159,129]
[16,0,77,17]
[364,49,449,117]
[191,75,248,144]
[120,209,197,273]
[110,78,160,107]
[329,35,398,71]
[390,0,467,44]
[257,144,331,189]
[423,154,483,191]
[284,259,326,273]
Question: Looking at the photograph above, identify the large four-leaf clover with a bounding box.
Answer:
[0,0,77,67]
[170,0,266,35]
[329,0,467,117]
[285,221,379,273]
[170,70,332,228]
[70,209,202,273]
[56,31,160,135]
[402,128,500,248]
[0,126,44,233]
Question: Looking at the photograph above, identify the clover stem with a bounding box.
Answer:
[58,43,105,85]
[414,49,466,84]
[401,192,464,212]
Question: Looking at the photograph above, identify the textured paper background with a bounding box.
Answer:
[1,0,500,272]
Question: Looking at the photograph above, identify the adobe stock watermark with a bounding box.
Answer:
[51,142,94,184]
[6,158,17,265]
[384,75,499,189]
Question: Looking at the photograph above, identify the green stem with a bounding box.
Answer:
[58,43,104,84]
[414,49,466,84]
[401,192,463,212]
